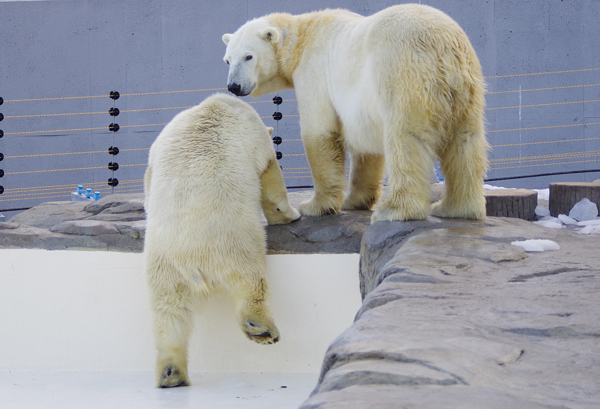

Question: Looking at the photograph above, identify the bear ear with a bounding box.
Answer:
[222,33,232,45]
[260,27,280,44]
[267,127,274,136]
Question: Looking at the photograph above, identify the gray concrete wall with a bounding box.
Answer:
[1,0,599,215]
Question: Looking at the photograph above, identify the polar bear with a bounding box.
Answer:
[143,93,300,388]
[222,4,489,222]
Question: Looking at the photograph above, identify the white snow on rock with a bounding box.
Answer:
[558,214,578,225]
[577,224,600,235]
[540,216,561,223]
[511,239,560,252]
[568,198,599,222]
[576,219,600,226]
[535,206,550,217]
[533,188,550,201]
[533,220,564,229]
[483,184,513,190]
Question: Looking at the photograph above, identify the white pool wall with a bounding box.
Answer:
[0,250,361,373]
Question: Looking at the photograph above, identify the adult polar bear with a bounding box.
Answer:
[223,4,489,222]
[144,93,300,387]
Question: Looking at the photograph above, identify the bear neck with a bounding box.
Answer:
[267,11,334,86]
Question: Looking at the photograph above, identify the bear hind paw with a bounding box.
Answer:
[371,203,429,223]
[158,365,190,388]
[430,199,486,220]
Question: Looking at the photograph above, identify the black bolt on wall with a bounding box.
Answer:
[108,91,120,189]
[272,96,283,162]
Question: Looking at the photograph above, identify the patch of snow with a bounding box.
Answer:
[511,239,560,252]
[533,220,564,229]
[575,219,600,226]
[540,216,561,223]
[484,184,514,190]
[577,224,600,235]
[569,198,599,222]
[535,206,550,217]
[557,214,578,225]
[533,188,550,201]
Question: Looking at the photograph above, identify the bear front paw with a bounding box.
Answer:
[243,320,280,345]
[298,198,340,217]
[158,365,190,388]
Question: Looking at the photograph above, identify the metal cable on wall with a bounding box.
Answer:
[1,67,599,212]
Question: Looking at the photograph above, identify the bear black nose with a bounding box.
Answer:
[228,83,242,96]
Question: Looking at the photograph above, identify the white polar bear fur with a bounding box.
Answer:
[223,4,489,222]
[144,93,300,388]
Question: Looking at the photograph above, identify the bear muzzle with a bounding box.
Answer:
[227,82,249,97]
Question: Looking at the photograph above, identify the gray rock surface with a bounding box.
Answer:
[301,218,600,409]
[0,191,371,253]
[2,194,147,252]
[1,185,528,254]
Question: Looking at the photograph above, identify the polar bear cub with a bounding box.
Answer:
[223,4,489,222]
[144,93,300,388]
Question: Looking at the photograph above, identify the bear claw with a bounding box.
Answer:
[245,330,280,344]
[243,320,280,344]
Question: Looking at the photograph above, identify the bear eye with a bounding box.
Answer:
[245,55,253,61]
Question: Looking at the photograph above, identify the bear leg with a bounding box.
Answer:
[431,126,488,220]
[260,158,301,224]
[298,133,346,216]
[234,277,280,345]
[342,153,385,210]
[371,130,433,222]
[149,278,194,388]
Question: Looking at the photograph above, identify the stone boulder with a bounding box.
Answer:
[301,218,600,408]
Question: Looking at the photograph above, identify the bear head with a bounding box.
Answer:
[223,18,288,97]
